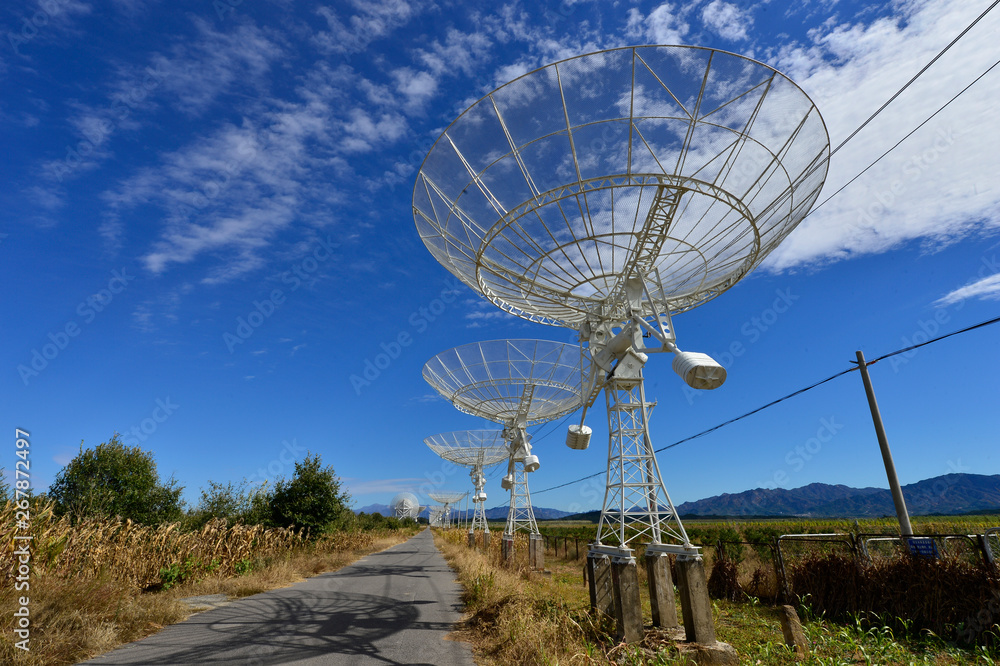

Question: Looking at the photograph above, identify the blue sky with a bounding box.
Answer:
[3,0,998,515]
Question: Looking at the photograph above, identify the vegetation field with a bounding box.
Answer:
[438,515,1000,664]
[535,514,1000,543]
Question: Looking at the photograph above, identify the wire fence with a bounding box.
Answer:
[541,527,999,601]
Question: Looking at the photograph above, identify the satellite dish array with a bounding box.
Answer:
[428,490,469,529]
[423,339,587,564]
[412,45,829,647]
[424,430,509,545]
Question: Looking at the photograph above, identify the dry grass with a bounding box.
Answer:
[0,498,417,665]
[0,499,307,590]
[434,529,613,665]
[437,529,1000,665]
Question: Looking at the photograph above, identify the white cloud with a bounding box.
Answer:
[314,0,427,55]
[32,0,92,24]
[391,68,439,111]
[935,273,1000,306]
[763,0,1000,271]
[104,82,343,280]
[416,28,493,78]
[340,108,408,152]
[148,19,283,116]
[701,0,753,41]
[627,3,690,45]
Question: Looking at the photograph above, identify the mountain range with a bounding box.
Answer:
[673,473,1000,517]
[355,503,573,521]
[358,474,1000,521]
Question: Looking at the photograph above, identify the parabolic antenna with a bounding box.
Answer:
[424,340,588,540]
[424,430,509,538]
[390,492,421,519]
[428,491,469,528]
[423,339,588,426]
[427,505,446,527]
[413,45,829,327]
[413,45,830,554]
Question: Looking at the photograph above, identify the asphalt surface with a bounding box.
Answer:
[79,528,475,665]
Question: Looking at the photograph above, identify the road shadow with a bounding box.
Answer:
[82,590,440,665]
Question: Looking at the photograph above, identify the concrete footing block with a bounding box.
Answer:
[586,550,613,617]
[483,532,491,549]
[501,536,514,561]
[675,554,716,644]
[611,554,643,644]
[646,552,679,628]
[778,605,809,659]
[529,534,544,570]
[467,531,475,548]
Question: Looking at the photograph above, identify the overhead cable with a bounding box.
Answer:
[533,314,1000,495]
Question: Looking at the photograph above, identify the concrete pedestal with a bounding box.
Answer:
[501,536,514,561]
[646,551,679,628]
[529,534,545,570]
[675,554,716,643]
[482,532,491,549]
[610,553,644,644]
[586,550,613,617]
[467,531,475,548]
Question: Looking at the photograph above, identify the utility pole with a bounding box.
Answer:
[855,350,913,536]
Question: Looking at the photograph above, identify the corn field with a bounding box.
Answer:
[1,499,308,590]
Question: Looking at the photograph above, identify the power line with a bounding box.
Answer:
[829,0,999,157]
[812,54,1000,214]
[533,314,1000,495]
[867,314,1000,364]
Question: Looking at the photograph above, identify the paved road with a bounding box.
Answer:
[80,529,475,665]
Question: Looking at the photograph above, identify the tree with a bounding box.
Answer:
[269,453,350,537]
[189,478,273,528]
[49,434,183,524]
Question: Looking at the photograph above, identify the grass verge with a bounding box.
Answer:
[435,529,1000,665]
[0,528,418,665]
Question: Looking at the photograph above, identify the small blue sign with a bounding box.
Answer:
[906,537,939,559]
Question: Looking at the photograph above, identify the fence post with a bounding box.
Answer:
[977,534,994,568]
[773,538,789,603]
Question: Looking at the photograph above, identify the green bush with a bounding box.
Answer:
[269,453,350,538]
[49,434,183,525]
[187,479,273,529]
[158,556,220,590]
